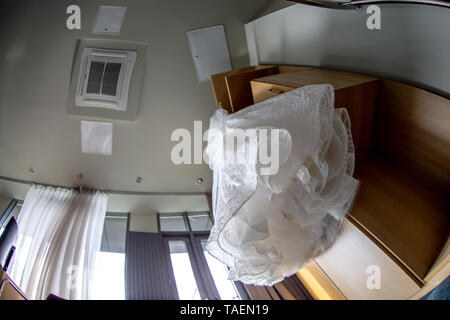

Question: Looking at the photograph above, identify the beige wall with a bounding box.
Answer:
[0,179,208,234]
[246,3,450,97]
[129,213,158,234]
[0,0,271,196]
[0,179,209,220]
[0,177,209,234]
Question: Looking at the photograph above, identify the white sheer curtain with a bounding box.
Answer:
[9,184,108,300]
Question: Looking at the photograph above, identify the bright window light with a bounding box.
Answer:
[169,241,201,300]
[201,240,240,300]
[91,251,125,300]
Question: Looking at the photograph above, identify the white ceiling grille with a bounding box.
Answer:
[75,48,136,111]
[92,6,127,35]
[81,120,113,155]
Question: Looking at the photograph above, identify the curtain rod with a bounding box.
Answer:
[0,176,206,196]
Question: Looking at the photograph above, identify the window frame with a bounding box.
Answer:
[158,212,249,300]
[0,199,17,228]
[100,212,129,254]
[0,199,22,233]
[91,212,129,300]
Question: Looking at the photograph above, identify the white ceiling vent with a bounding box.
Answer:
[92,6,127,35]
[81,120,113,155]
[75,48,136,111]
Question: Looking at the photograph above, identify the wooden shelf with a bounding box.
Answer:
[211,66,450,289]
[210,65,311,113]
[249,70,450,283]
[351,156,449,282]
[251,68,379,167]
[252,68,377,91]
[353,78,450,283]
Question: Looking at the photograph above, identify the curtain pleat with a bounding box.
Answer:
[9,184,107,300]
[125,232,176,300]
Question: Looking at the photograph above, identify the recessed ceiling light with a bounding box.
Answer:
[136,177,143,184]
[76,172,84,180]
[195,178,203,185]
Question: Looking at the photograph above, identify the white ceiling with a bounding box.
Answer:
[0,0,273,200]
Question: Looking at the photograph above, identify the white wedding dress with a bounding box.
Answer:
[205,84,359,285]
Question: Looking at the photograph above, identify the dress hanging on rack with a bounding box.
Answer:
[206,84,359,285]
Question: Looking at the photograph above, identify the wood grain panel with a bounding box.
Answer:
[374,79,450,192]
[240,69,449,295]
[225,67,279,113]
[250,81,295,104]
[277,65,311,74]
[210,65,276,113]
[253,68,377,91]
[244,284,278,300]
[335,81,377,167]
[273,282,296,300]
[252,73,378,166]
[351,156,449,281]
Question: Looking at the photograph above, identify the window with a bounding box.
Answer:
[188,212,213,231]
[200,240,240,300]
[159,213,188,232]
[1,202,128,300]
[91,251,125,300]
[75,48,136,111]
[91,213,128,300]
[168,240,200,300]
[159,212,247,300]
[0,200,21,237]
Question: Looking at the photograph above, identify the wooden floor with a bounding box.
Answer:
[351,156,449,282]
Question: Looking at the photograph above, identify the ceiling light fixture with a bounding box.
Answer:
[76,172,84,180]
[136,177,143,184]
[195,178,203,185]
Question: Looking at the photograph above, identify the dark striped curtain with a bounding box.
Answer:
[125,231,177,300]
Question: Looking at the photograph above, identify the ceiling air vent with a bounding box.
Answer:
[75,48,136,111]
